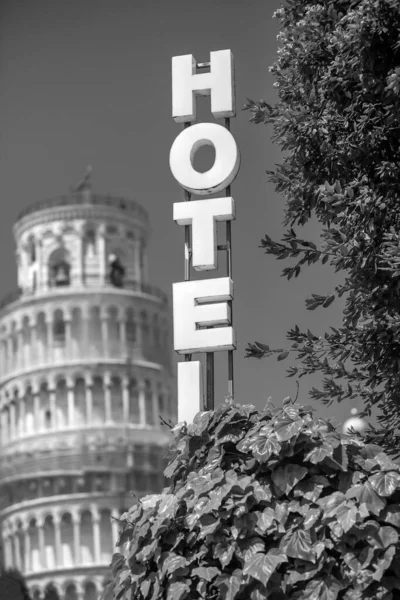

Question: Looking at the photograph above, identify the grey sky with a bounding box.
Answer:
[0,0,356,428]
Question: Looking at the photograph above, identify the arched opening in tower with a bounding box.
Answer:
[108,253,125,288]
[27,234,36,264]
[48,247,71,287]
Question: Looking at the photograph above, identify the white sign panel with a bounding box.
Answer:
[173,197,235,271]
[177,361,203,423]
[169,122,240,195]
[171,49,238,424]
[172,50,235,122]
[173,277,235,354]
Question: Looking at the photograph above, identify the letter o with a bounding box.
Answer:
[169,123,240,195]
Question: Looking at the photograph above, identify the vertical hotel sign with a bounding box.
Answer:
[169,50,240,423]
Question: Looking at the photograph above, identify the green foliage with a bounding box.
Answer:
[243,0,400,455]
[43,582,60,600]
[0,568,32,600]
[104,399,400,599]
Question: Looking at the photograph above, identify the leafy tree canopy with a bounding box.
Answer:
[243,0,400,455]
[103,399,400,600]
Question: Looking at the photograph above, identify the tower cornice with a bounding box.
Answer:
[14,197,150,241]
[15,193,148,225]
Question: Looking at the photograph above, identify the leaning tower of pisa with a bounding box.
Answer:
[0,184,175,600]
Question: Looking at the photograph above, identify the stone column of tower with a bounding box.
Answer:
[0,190,176,600]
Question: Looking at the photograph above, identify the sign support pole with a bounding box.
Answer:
[204,114,234,411]
[183,122,193,365]
[225,117,234,400]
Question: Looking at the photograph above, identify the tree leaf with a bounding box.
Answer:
[323,294,335,308]
[255,341,270,351]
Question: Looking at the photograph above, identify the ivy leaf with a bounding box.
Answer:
[243,549,287,586]
[140,579,151,597]
[272,463,308,496]
[287,561,321,585]
[294,475,329,502]
[161,553,188,578]
[383,504,400,528]
[303,507,321,531]
[238,537,266,562]
[319,491,347,518]
[368,471,400,497]
[372,546,396,581]
[281,529,316,563]
[303,577,342,600]
[110,552,126,576]
[100,582,114,600]
[274,416,305,442]
[192,566,220,582]
[378,525,399,549]
[166,581,190,600]
[335,504,358,533]
[304,444,334,464]
[346,481,386,516]
[213,541,236,569]
[217,571,242,600]
[255,507,276,535]
[373,452,400,472]
[252,434,282,463]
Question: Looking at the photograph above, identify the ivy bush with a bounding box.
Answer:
[104,399,400,600]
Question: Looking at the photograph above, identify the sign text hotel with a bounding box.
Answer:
[169,50,240,423]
